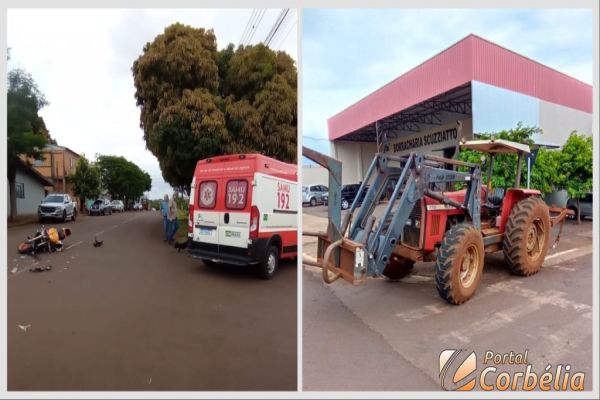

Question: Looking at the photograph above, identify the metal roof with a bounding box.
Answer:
[328,34,593,141]
[460,139,530,154]
[15,157,55,187]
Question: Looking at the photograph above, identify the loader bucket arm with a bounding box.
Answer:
[302,146,483,285]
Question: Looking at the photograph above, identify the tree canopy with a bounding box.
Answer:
[7,67,52,220]
[72,156,101,210]
[558,132,593,200]
[132,23,297,190]
[96,155,152,202]
[7,68,51,164]
[458,125,592,201]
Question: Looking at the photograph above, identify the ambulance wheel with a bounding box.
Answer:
[310,198,317,207]
[72,209,77,221]
[341,199,350,210]
[435,224,484,305]
[257,245,279,279]
[61,210,67,223]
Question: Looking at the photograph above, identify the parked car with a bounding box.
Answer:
[188,154,298,279]
[302,185,328,207]
[340,184,367,210]
[89,199,113,216]
[111,200,125,212]
[567,192,593,220]
[38,193,77,222]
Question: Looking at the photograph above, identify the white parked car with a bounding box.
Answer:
[111,200,125,212]
[38,193,77,222]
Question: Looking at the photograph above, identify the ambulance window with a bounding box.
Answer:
[225,180,248,209]
[198,181,217,209]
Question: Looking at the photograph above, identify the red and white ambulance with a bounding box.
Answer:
[188,154,298,279]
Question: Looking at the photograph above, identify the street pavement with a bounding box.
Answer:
[302,206,593,391]
[7,211,297,390]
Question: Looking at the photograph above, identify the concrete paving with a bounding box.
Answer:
[302,206,593,391]
[7,211,297,390]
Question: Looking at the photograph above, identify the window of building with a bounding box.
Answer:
[70,158,76,169]
[16,182,25,199]
[34,158,45,167]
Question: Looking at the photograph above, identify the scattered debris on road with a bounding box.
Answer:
[18,324,31,332]
[30,265,52,273]
[11,267,18,274]
[93,236,103,247]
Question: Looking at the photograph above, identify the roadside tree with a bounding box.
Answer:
[558,133,593,224]
[72,156,101,212]
[96,155,152,207]
[132,23,297,192]
[7,67,51,221]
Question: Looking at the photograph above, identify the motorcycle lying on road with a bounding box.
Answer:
[17,227,72,255]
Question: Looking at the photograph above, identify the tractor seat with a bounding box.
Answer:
[487,188,505,207]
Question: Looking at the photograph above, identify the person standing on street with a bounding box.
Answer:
[167,192,179,244]
[160,194,169,241]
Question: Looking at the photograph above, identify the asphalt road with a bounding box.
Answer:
[303,206,593,391]
[7,211,297,391]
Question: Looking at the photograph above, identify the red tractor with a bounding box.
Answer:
[303,139,572,304]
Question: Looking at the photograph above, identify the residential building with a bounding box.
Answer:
[22,144,81,202]
[7,157,54,217]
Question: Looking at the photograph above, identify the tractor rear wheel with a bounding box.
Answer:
[435,224,484,305]
[503,196,550,276]
[383,254,414,280]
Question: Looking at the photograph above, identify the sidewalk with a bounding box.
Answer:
[6,216,38,228]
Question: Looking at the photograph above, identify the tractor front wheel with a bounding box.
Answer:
[435,224,484,305]
[503,196,550,276]
[383,254,414,280]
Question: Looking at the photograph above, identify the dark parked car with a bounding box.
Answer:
[89,199,113,216]
[567,192,593,220]
[341,184,368,210]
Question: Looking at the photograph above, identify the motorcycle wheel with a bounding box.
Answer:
[18,242,33,254]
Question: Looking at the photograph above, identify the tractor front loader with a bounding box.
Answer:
[303,139,572,304]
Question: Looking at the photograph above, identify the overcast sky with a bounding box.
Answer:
[302,8,594,157]
[7,8,297,199]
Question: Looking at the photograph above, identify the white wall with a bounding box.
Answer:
[331,141,378,184]
[7,170,47,217]
[538,100,593,144]
[302,164,329,186]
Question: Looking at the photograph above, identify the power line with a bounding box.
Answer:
[264,8,289,46]
[238,9,258,47]
[246,9,266,45]
[274,13,296,50]
[242,9,262,46]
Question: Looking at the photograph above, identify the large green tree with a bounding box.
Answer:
[132,23,297,192]
[72,156,101,211]
[7,68,51,221]
[96,155,152,206]
[558,133,593,224]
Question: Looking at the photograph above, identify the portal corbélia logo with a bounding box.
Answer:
[439,349,585,391]
[439,349,477,391]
